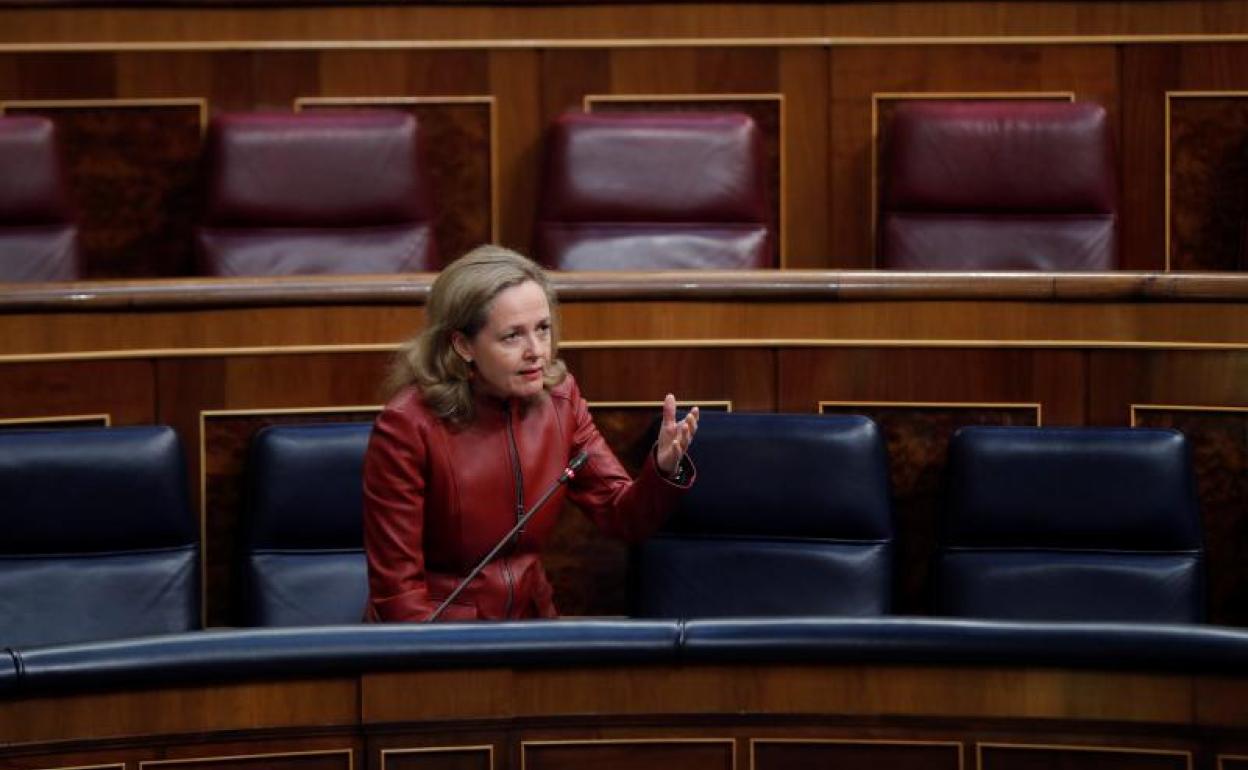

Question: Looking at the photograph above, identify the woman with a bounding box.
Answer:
[363,245,699,622]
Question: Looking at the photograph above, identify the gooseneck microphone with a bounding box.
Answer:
[426,450,590,622]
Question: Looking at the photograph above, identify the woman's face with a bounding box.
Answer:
[452,279,552,401]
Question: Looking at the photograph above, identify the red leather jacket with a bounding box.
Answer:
[362,374,692,622]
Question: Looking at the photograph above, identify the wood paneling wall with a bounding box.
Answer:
[4,28,1248,273]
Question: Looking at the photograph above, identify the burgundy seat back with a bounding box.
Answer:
[0,116,80,282]
[537,112,773,270]
[197,111,437,276]
[880,101,1117,271]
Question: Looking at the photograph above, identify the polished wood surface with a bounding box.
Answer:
[1,661,1243,770]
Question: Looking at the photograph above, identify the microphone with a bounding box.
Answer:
[426,450,590,622]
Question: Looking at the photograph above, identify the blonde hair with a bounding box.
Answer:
[386,245,568,424]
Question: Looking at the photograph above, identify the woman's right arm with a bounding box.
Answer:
[362,405,436,622]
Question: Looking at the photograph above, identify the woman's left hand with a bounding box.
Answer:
[656,394,699,477]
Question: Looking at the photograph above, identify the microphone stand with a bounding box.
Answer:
[426,451,589,622]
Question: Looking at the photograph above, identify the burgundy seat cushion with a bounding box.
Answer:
[0,116,80,282]
[537,112,773,270]
[881,101,1118,271]
[197,111,437,276]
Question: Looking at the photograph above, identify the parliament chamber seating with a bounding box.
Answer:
[879,101,1118,270]
[0,116,81,282]
[535,111,774,270]
[195,111,437,276]
[935,426,1205,623]
[242,423,372,626]
[635,413,894,618]
[0,425,199,648]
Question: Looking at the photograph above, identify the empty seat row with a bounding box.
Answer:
[0,416,1194,649]
[0,101,1117,281]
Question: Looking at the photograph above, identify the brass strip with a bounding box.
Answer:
[0,97,209,133]
[0,412,111,427]
[750,739,962,770]
[12,35,1248,54]
[5,336,1248,366]
[520,739,735,770]
[976,742,1191,770]
[818,400,1042,426]
[1130,403,1248,427]
[380,745,494,770]
[140,749,354,770]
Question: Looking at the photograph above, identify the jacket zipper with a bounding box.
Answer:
[501,403,524,619]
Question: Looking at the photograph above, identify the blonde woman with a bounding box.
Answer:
[363,245,698,622]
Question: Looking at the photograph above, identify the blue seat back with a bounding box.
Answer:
[636,412,894,618]
[937,426,1205,622]
[243,423,371,626]
[0,426,198,646]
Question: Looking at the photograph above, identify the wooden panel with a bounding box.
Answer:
[753,740,960,770]
[1,100,203,278]
[1120,45,1178,271]
[523,740,732,770]
[0,413,108,429]
[818,401,1039,614]
[830,44,1119,266]
[1168,93,1248,271]
[1132,406,1248,627]
[779,47,829,267]
[142,750,353,770]
[489,49,540,255]
[561,348,775,411]
[1221,758,1248,770]
[979,744,1189,770]
[382,747,491,770]
[0,359,154,425]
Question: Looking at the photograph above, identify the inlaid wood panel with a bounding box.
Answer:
[1167,93,1248,271]
[978,744,1189,770]
[298,96,496,265]
[818,401,1040,614]
[1132,406,1248,627]
[753,739,961,770]
[830,45,1119,266]
[141,749,354,770]
[381,747,491,770]
[0,359,155,425]
[522,740,732,770]
[0,99,203,278]
[0,413,109,429]
[1220,757,1248,770]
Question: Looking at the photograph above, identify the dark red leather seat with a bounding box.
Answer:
[196,111,437,276]
[880,101,1117,271]
[536,112,773,270]
[0,116,81,282]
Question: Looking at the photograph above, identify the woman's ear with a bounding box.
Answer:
[450,331,473,364]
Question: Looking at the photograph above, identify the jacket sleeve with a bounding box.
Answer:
[362,404,437,622]
[564,379,695,543]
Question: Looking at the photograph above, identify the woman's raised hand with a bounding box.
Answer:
[656,393,699,477]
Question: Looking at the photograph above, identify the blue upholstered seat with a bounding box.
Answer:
[635,412,894,618]
[0,426,199,647]
[242,423,372,626]
[936,426,1205,623]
